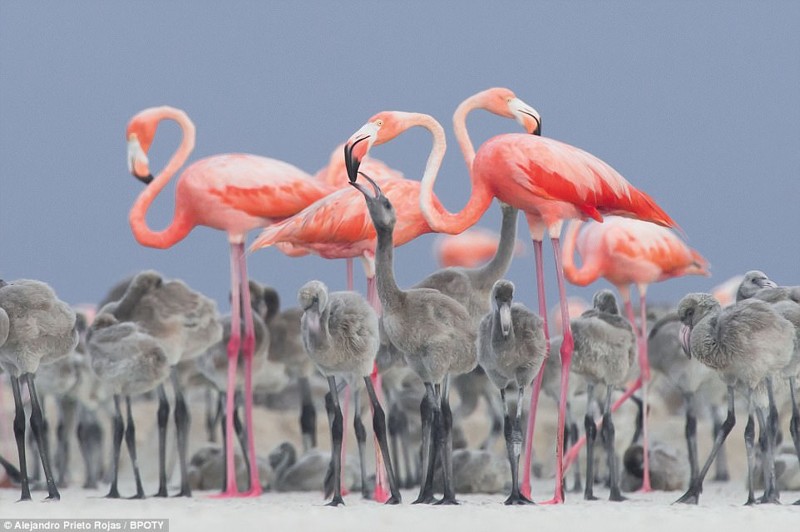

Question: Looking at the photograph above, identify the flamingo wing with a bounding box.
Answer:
[602,219,707,277]
[186,154,332,219]
[482,134,676,228]
[249,187,376,251]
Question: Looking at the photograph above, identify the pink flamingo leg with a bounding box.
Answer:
[637,287,652,492]
[564,377,643,471]
[237,243,262,497]
[365,274,389,502]
[520,239,550,500]
[211,242,243,498]
[540,237,574,505]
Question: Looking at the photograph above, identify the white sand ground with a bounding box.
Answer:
[2,381,800,532]
[1,484,799,532]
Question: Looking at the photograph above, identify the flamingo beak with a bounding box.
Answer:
[509,98,541,135]
[349,172,382,199]
[344,122,379,183]
[499,303,512,336]
[306,311,320,335]
[680,324,692,358]
[757,278,778,289]
[127,136,154,185]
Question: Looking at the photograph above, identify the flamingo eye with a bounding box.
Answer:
[375,119,383,127]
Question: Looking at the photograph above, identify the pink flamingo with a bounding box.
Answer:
[434,227,524,268]
[125,106,333,497]
[349,100,678,503]
[561,217,709,491]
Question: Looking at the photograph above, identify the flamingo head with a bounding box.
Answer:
[592,289,620,315]
[492,280,515,336]
[126,108,161,184]
[298,280,329,335]
[474,88,541,135]
[263,286,281,321]
[736,270,778,302]
[350,172,396,234]
[676,293,719,358]
[344,111,418,182]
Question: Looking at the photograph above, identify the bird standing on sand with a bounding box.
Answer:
[562,217,709,492]
[353,175,477,505]
[569,290,636,501]
[351,93,678,502]
[0,279,78,502]
[675,293,793,505]
[298,280,401,506]
[125,106,331,496]
[477,280,546,504]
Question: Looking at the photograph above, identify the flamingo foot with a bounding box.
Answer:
[43,493,61,502]
[383,495,401,505]
[412,493,436,505]
[674,486,700,505]
[372,483,389,503]
[326,496,345,507]
[209,489,241,499]
[504,492,534,505]
[240,486,263,498]
[433,497,459,506]
[538,496,564,505]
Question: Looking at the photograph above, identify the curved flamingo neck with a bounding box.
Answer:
[419,109,492,235]
[561,221,602,286]
[129,107,196,249]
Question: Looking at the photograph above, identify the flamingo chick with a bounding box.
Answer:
[570,290,636,501]
[675,294,794,505]
[0,279,78,501]
[352,175,478,505]
[477,280,546,504]
[298,280,401,506]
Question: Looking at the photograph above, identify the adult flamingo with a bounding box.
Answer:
[252,88,537,301]
[561,216,709,492]
[350,96,679,503]
[125,106,333,497]
[434,227,524,268]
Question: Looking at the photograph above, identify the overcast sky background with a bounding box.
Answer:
[1,2,798,315]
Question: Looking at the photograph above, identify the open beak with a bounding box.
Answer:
[349,171,382,198]
[509,98,541,135]
[127,137,154,184]
[344,122,379,182]
[499,303,512,336]
[680,324,692,358]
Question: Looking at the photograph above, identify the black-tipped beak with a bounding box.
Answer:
[344,137,368,183]
[349,171,382,199]
[134,173,154,185]
[527,114,541,136]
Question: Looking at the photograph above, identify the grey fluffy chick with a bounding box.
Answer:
[0,279,78,501]
[477,279,545,504]
[298,280,400,505]
[570,290,635,501]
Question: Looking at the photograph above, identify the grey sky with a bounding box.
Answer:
[1,2,798,314]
